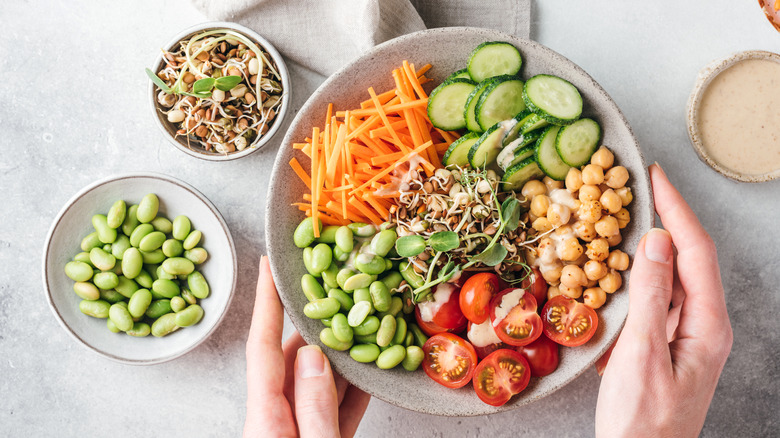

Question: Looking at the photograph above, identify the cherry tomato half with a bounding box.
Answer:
[488,288,543,347]
[521,267,548,306]
[541,295,599,347]
[515,334,559,377]
[459,273,499,324]
[422,333,478,389]
[467,321,507,360]
[472,349,531,406]
[415,283,468,336]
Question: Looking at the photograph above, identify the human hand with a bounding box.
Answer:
[595,164,733,437]
[243,256,370,438]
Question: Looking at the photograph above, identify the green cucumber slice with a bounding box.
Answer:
[534,125,570,180]
[501,157,545,191]
[443,132,479,168]
[503,145,537,172]
[555,118,602,167]
[468,122,509,168]
[520,113,549,134]
[523,74,583,125]
[467,42,523,83]
[497,134,536,171]
[427,78,477,131]
[475,76,526,132]
[501,110,534,146]
[464,79,496,133]
[446,68,471,81]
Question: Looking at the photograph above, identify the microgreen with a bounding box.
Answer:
[396,235,426,257]
[428,231,459,252]
[145,67,242,99]
[145,68,172,93]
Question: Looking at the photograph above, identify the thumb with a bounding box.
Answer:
[625,228,674,343]
[294,345,340,438]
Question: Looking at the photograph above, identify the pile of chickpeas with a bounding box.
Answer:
[522,146,632,309]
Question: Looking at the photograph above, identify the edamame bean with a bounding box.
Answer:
[343,273,374,291]
[65,261,93,282]
[73,282,100,300]
[135,268,153,289]
[319,328,353,351]
[121,247,143,279]
[317,225,339,244]
[385,259,393,271]
[170,296,187,312]
[354,333,377,344]
[376,315,397,347]
[181,289,197,305]
[151,217,173,234]
[303,297,340,319]
[122,205,140,236]
[73,252,93,266]
[370,229,397,257]
[111,235,131,260]
[354,254,386,275]
[376,344,406,369]
[79,299,110,318]
[182,230,202,250]
[155,265,174,281]
[404,332,414,347]
[353,315,381,336]
[293,217,322,248]
[113,275,139,298]
[140,249,165,264]
[399,261,426,289]
[107,318,120,333]
[139,231,166,252]
[385,296,403,318]
[335,226,354,253]
[187,271,210,299]
[332,246,350,262]
[109,303,133,331]
[127,322,151,337]
[353,288,371,305]
[175,304,204,327]
[301,274,326,301]
[321,318,332,327]
[92,214,117,244]
[331,313,353,343]
[402,289,415,315]
[402,346,424,371]
[380,271,404,291]
[152,279,180,299]
[320,262,339,288]
[103,244,112,252]
[409,323,429,348]
[336,268,355,290]
[172,215,191,240]
[392,317,408,345]
[129,223,154,247]
[145,299,172,319]
[80,231,102,252]
[183,248,208,264]
[328,288,354,312]
[128,289,152,318]
[310,243,332,274]
[87,248,114,271]
[136,193,159,224]
[348,301,372,327]
[100,288,125,303]
[162,239,184,258]
[348,222,376,237]
[302,247,320,278]
[369,281,391,312]
[162,257,195,276]
[107,200,126,229]
[151,313,179,337]
[350,344,381,363]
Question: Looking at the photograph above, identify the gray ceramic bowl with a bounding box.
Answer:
[266,27,653,416]
[43,173,237,365]
[149,21,291,161]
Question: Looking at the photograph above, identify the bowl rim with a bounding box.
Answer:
[686,49,780,183]
[266,26,652,415]
[148,21,292,162]
[42,172,238,365]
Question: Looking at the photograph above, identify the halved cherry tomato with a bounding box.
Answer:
[415,283,468,336]
[472,349,531,406]
[488,288,543,347]
[459,273,499,324]
[422,333,478,389]
[467,321,507,360]
[521,267,547,306]
[515,334,559,377]
[541,295,599,347]
[595,341,616,376]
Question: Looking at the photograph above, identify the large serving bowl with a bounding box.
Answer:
[266,27,653,416]
[43,173,237,365]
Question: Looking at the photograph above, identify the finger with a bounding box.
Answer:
[338,385,371,438]
[282,332,307,410]
[335,372,350,405]
[294,345,341,437]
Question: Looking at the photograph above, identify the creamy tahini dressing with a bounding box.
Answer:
[468,319,502,347]
[491,288,525,327]
[697,58,780,176]
[418,283,455,322]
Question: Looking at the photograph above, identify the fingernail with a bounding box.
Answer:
[653,161,667,177]
[297,345,326,379]
[645,228,672,263]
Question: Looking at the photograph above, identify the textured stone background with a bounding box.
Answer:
[0,1,777,437]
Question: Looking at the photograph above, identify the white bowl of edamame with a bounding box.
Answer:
[43,173,237,365]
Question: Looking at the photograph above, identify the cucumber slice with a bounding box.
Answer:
[468,123,508,168]
[501,157,545,191]
[464,78,496,133]
[534,126,570,180]
[467,42,523,83]
[520,113,549,134]
[501,110,534,146]
[523,74,583,125]
[497,135,536,171]
[504,145,537,171]
[475,76,527,132]
[443,132,479,168]
[446,68,471,81]
[555,118,602,167]
[427,78,477,131]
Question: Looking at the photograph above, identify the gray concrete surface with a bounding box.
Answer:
[1,1,777,437]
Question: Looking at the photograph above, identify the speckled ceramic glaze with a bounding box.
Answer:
[266,27,653,416]
[686,50,780,183]
[43,173,237,365]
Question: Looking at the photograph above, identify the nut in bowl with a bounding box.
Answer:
[148,22,291,161]
[43,173,237,364]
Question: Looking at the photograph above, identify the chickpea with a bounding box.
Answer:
[595,215,620,237]
[583,287,607,309]
[578,184,602,202]
[599,189,622,214]
[547,285,562,300]
[530,195,551,217]
[615,208,631,228]
[583,260,608,281]
[578,200,603,223]
[581,164,605,185]
[606,232,623,247]
[543,176,564,192]
[555,224,574,236]
[573,219,597,242]
[532,217,553,233]
[604,166,629,189]
[565,168,584,192]
[590,146,615,170]
[607,250,630,271]
[522,180,547,198]
[586,278,598,288]
[559,284,583,299]
[560,237,584,261]
[615,186,633,206]
[541,263,563,284]
[599,269,623,293]
[547,204,571,226]
[586,238,610,261]
[561,264,588,288]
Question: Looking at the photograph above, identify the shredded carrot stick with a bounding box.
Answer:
[289,158,311,189]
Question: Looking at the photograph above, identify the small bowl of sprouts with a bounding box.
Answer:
[147,22,290,161]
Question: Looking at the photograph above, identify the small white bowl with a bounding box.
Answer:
[149,21,291,161]
[42,173,237,365]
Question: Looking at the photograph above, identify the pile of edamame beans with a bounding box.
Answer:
[294,217,428,371]
[64,193,210,337]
